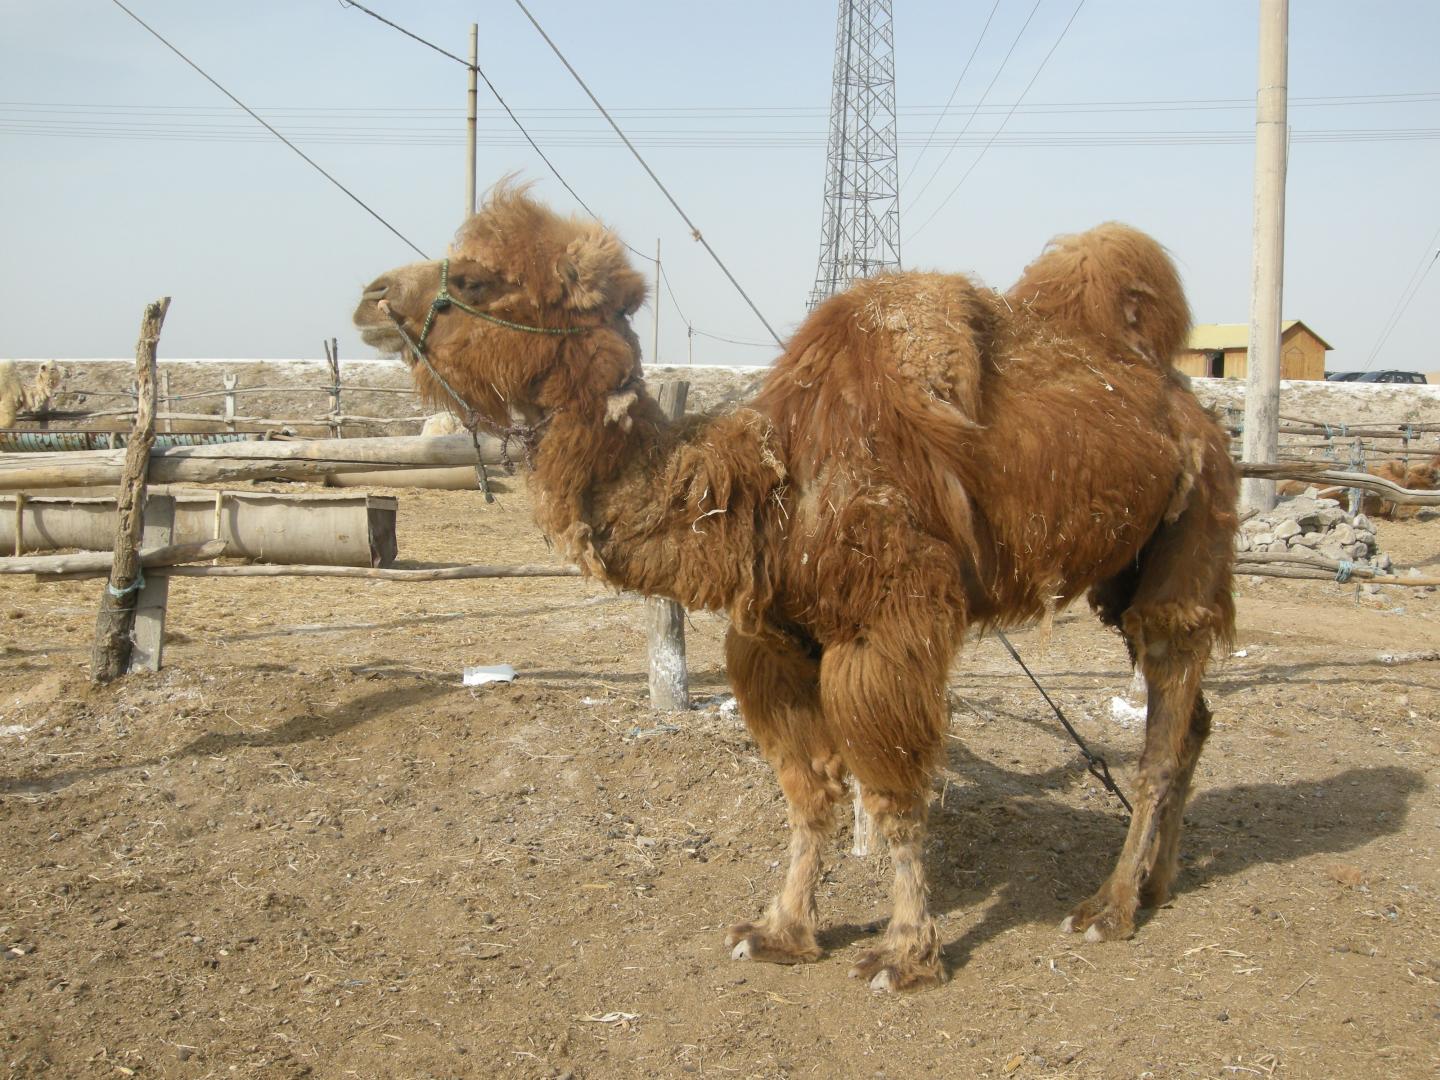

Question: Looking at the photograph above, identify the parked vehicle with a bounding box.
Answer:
[1325,370,1426,384]
[1356,370,1428,384]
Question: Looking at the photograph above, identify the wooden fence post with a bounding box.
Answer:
[1347,437,1366,516]
[223,372,237,432]
[92,296,170,682]
[325,338,341,439]
[646,381,690,712]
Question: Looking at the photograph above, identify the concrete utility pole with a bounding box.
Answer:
[1241,0,1289,513]
[465,24,478,217]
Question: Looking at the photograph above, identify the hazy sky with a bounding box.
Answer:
[3,1,1437,374]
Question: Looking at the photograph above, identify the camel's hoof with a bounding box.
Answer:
[1062,897,1135,942]
[847,948,948,993]
[723,922,821,966]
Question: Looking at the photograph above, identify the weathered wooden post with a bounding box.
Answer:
[325,338,341,439]
[92,296,170,682]
[1347,437,1366,516]
[222,372,237,432]
[646,381,690,712]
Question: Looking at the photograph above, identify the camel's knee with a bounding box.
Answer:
[776,754,848,826]
[1121,602,1223,662]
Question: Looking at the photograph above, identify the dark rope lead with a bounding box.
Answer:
[993,629,1133,818]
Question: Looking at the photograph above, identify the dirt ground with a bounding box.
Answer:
[2,476,1438,1080]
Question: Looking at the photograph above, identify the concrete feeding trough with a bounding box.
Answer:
[0,489,397,567]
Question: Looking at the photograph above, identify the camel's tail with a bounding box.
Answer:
[1006,222,1190,367]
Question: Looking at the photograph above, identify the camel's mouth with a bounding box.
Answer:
[352,292,412,359]
[356,318,409,358]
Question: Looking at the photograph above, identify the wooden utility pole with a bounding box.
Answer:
[646,381,690,712]
[92,296,170,682]
[466,23,478,216]
[1241,0,1289,513]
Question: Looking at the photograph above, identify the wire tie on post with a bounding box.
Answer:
[107,567,145,599]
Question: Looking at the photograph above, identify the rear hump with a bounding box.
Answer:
[1007,222,1190,367]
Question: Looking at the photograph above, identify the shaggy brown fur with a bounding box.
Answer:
[1279,454,1440,520]
[0,360,63,427]
[354,182,1238,993]
[1366,457,1440,520]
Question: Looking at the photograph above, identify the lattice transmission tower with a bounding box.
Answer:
[807,0,902,310]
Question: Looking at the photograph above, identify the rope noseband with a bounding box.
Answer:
[379,257,588,482]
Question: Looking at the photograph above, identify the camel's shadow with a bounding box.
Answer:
[816,747,1424,970]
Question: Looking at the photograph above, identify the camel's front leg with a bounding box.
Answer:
[725,756,844,963]
[723,627,843,964]
[820,610,956,992]
[846,795,946,991]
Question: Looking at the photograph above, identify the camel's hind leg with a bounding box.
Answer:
[1066,505,1233,942]
[723,626,846,965]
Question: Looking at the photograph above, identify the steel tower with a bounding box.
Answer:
[808,0,901,310]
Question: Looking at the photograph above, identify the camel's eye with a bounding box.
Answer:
[450,273,485,295]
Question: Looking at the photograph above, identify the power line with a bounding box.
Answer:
[337,1,781,351]
[901,0,1002,187]
[7,114,1437,147]
[7,91,1438,118]
[511,0,783,348]
[904,0,1045,213]
[906,0,1087,243]
[105,0,427,259]
[1361,222,1440,370]
[336,0,614,234]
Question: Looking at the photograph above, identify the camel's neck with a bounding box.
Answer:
[526,388,786,621]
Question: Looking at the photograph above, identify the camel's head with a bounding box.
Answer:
[1408,455,1440,491]
[353,180,648,428]
[32,361,63,401]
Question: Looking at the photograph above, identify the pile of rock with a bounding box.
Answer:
[1236,490,1394,573]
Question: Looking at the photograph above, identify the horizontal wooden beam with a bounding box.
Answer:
[0,433,510,490]
[1237,460,1440,505]
[37,560,580,583]
[0,539,226,575]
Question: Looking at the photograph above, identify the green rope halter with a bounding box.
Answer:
[416,258,588,350]
[379,257,588,489]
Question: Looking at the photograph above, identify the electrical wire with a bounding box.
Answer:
[907,0,1087,243]
[336,0,615,237]
[106,0,428,258]
[904,0,1045,212]
[511,0,783,348]
[900,0,1003,187]
[1361,222,1440,370]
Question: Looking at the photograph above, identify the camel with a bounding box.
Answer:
[353,182,1238,992]
[0,360,63,427]
[1279,455,1440,520]
[1366,457,1439,520]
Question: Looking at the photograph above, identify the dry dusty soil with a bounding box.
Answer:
[4,361,1440,1078]
[1,475,1438,1080]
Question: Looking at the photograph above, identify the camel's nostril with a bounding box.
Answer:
[362,285,389,301]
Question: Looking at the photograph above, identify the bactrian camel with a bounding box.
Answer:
[353,182,1238,992]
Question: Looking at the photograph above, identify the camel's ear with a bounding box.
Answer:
[555,234,610,312]
[554,230,648,315]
